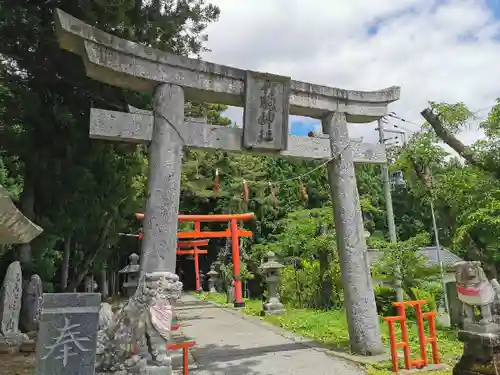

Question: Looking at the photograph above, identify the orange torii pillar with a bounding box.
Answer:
[136,212,254,308]
[177,239,209,294]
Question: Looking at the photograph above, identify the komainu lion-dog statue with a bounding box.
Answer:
[454,261,497,327]
[96,271,183,375]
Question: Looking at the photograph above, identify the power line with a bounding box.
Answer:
[234,142,350,187]
[386,101,499,132]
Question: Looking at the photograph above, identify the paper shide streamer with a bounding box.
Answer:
[243,180,249,203]
[213,168,220,195]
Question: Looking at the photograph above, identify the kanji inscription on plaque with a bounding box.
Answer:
[243,71,291,151]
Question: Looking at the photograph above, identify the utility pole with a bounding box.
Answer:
[430,199,449,313]
[377,119,404,302]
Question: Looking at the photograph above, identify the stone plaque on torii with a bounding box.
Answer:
[54,9,400,357]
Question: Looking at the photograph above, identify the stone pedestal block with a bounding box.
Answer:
[453,330,500,375]
[262,300,285,316]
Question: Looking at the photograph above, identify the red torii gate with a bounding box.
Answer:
[177,239,209,294]
[136,212,254,307]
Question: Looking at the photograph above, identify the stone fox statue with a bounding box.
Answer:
[454,261,496,326]
[96,271,183,374]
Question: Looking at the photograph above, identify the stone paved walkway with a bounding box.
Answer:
[175,294,367,375]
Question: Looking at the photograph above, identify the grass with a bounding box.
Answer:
[197,292,462,375]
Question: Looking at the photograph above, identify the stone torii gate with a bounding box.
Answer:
[54,9,400,356]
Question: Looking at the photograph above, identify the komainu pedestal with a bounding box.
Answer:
[96,271,182,375]
[454,330,500,375]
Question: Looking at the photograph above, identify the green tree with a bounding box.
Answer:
[0,0,221,288]
[371,233,439,300]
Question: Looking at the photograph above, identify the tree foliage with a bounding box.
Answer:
[371,233,439,300]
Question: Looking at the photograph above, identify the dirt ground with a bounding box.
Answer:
[0,353,35,375]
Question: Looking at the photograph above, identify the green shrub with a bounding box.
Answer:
[374,285,397,316]
[405,287,437,320]
[423,282,444,309]
[373,286,437,319]
[279,259,342,309]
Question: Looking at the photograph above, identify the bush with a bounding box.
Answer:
[423,282,444,309]
[374,285,397,316]
[279,259,342,309]
[374,286,437,319]
[405,287,437,320]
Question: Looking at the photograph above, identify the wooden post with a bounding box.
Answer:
[193,246,201,293]
[230,219,244,307]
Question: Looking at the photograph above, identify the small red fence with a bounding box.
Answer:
[384,300,440,373]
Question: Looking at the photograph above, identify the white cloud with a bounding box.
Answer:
[200,0,500,147]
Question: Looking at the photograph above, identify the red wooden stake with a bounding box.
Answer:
[230,218,244,307]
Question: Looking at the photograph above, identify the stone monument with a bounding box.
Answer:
[54,8,400,356]
[35,293,101,375]
[453,261,500,375]
[260,251,285,316]
[0,184,43,354]
[119,253,140,297]
[20,274,43,334]
[0,261,26,353]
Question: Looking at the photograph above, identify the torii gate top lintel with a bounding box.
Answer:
[136,212,254,240]
[54,8,400,122]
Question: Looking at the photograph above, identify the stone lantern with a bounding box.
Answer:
[118,253,140,297]
[207,264,219,293]
[213,260,223,291]
[260,251,285,316]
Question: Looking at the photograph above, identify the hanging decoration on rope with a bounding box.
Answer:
[243,179,249,204]
[299,179,309,203]
[213,168,220,195]
[207,142,349,208]
[269,182,279,210]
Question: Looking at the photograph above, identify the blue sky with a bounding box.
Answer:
[290,118,319,136]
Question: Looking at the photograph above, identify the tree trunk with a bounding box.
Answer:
[64,217,113,292]
[60,233,71,291]
[421,108,500,178]
[110,270,116,297]
[318,248,333,309]
[403,286,417,301]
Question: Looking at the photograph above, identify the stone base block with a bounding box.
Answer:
[97,365,172,375]
[463,323,500,334]
[454,330,500,375]
[19,339,36,353]
[0,334,25,354]
[261,308,285,316]
[399,364,450,374]
[171,349,195,368]
[262,302,285,316]
[145,365,173,375]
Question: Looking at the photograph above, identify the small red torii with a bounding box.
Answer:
[135,212,254,308]
[177,239,209,294]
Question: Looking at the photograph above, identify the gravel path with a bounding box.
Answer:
[175,295,368,375]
